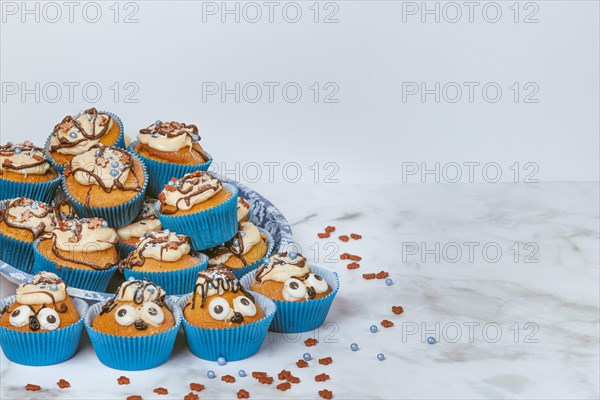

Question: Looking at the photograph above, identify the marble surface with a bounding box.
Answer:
[1,182,599,400]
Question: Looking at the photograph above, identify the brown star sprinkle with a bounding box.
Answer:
[339,235,349,242]
[315,373,330,382]
[25,384,41,391]
[325,226,336,233]
[319,356,333,365]
[222,375,236,383]
[153,387,168,395]
[184,393,199,400]
[258,376,273,385]
[318,232,330,239]
[252,371,267,379]
[350,233,362,240]
[347,262,360,270]
[237,389,250,399]
[190,383,205,392]
[57,379,71,389]
[287,375,300,384]
[296,359,309,368]
[126,396,142,400]
[381,319,394,328]
[376,271,389,279]
[319,389,334,399]
[362,273,376,280]
[304,338,318,347]
[278,370,291,380]
[117,376,130,385]
[276,382,292,391]
[392,306,404,314]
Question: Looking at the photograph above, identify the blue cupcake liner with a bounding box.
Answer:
[61,150,149,228]
[128,141,212,198]
[0,173,60,204]
[0,295,88,366]
[0,232,34,274]
[44,111,125,174]
[177,291,276,361]
[32,239,118,292]
[85,297,181,370]
[240,264,340,333]
[117,241,136,260]
[158,183,238,251]
[123,253,208,296]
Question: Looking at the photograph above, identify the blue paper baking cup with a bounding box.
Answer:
[61,151,148,228]
[116,241,136,260]
[0,232,34,274]
[213,228,274,280]
[123,253,208,296]
[0,173,60,204]
[178,291,276,361]
[240,265,339,333]
[128,141,212,198]
[0,295,88,366]
[158,183,238,251]
[44,111,125,174]
[85,298,181,370]
[32,239,118,292]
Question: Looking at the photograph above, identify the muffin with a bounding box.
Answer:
[0,197,57,273]
[0,141,60,203]
[33,217,120,291]
[178,266,276,361]
[205,221,273,279]
[241,252,340,333]
[129,120,212,196]
[156,171,238,250]
[62,144,147,227]
[45,108,124,172]
[116,197,162,257]
[237,196,251,223]
[85,278,181,370]
[0,272,88,366]
[119,230,208,295]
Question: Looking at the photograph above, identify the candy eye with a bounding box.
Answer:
[306,274,328,293]
[283,278,307,301]
[9,306,33,327]
[114,305,137,326]
[37,308,60,331]
[208,297,231,321]
[233,296,257,317]
[141,302,164,326]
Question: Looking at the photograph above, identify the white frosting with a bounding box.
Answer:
[209,222,262,265]
[137,121,197,152]
[69,146,131,188]
[117,198,162,240]
[256,253,309,283]
[16,272,66,304]
[237,197,250,222]
[135,230,190,262]
[117,279,166,303]
[159,172,222,211]
[195,267,239,298]
[50,111,114,155]
[3,198,56,235]
[52,218,118,252]
[0,141,51,175]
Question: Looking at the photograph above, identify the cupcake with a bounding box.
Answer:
[205,222,273,279]
[85,278,181,370]
[0,197,57,273]
[45,108,124,172]
[241,252,339,333]
[178,266,275,361]
[129,120,212,197]
[62,144,147,227]
[116,197,162,258]
[33,217,120,291]
[119,230,208,295]
[237,196,251,223]
[156,171,238,250]
[53,186,78,220]
[0,272,88,365]
[0,141,60,203]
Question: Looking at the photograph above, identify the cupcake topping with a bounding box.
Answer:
[157,171,222,214]
[206,222,262,266]
[64,145,143,197]
[117,197,162,240]
[119,230,191,269]
[0,141,52,176]
[138,121,207,157]
[0,197,56,238]
[191,266,255,310]
[50,108,115,155]
[237,197,250,222]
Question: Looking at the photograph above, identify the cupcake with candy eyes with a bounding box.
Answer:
[62,144,148,227]
[129,120,212,197]
[0,197,57,273]
[156,171,238,250]
[85,278,181,370]
[0,272,88,366]
[205,221,274,279]
[241,252,339,333]
[1,141,60,203]
[119,230,208,295]
[33,217,120,291]
[237,196,251,223]
[45,108,124,173]
[116,197,162,258]
[178,266,275,361]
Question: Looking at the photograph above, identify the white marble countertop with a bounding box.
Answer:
[1,182,599,400]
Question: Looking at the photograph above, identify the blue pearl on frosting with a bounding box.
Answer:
[101,220,108,228]
[192,134,199,142]
[155,120,162,126]
[69,132,77,139]
[87,114,93,121]
[70,226,77,232]
[233,239,239,247]
[288,251,297,260]
[207,370,216,379]
[238,370,246,378]
[49,284,58,291]
[95,150,100,156]
[14,147,22,154]
[303,353,311,361]
[385,278,393,286]
[239,232,246,237]
[110,169,119,177]
[427,337,436,345]
[31,203,38,210]
[263,257,270,265]
[119,164,125,171]
[350,343,359,351]
[377,353,385,361]
[111,161,118,168]
[217,357,226,366]
[370,325,378,333]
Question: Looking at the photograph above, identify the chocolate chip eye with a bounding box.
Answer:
[115,305,137,326]
[315,275,323,281]
[141,302,164,326]
[147,307,158,316]
[11,309,20,317]
[241,298,249,306]
[208,297,230,321]
[37,308,60,331]
[47,315,56,324]
[234,296,257,317]
[214,305,223,314]
[118,309,127,317]
[290,281,299,290]
[283,278,307,300]
[9,306,32,328]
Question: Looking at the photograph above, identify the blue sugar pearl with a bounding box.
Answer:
[31,203,38,210]
[288,251,297,260]
[128,276,135,281]
[350,343,359,351]
[26,278,33,284]
[87,114,93,121]
[111,161,118,168]
[385,278,393,286]
[303,353,311,361]
[377,353,385,361]
[70,226,77,232]
[233,239,239,247]
[49,284,58,291]
[370,325,378,333]
[119,164,125,171]
[110,169,119,177]
[101,220,108,228]
[427,337,436,345]
[14,147,22,154]
[217,357,226,366]
[94,149,100,156]
[155,120,162,126]
[151,134,158,138]
[69,132,77,139]
[240,232,246,237]
[207,370,216,379]
[263,257,270,265]
[192,134,200,142]
[238,369,246,378]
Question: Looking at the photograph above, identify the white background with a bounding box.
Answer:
[1,0,598,184]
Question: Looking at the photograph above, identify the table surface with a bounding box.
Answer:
[1,182,599,400]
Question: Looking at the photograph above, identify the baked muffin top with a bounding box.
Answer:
[49,108,116,156]
[205,222,265,267]
[136,120,209,163]
[119,230,195,271]
[0,197,57,240]
[116,197,162,240]
[0,141,55,177]
[157,171,224,215]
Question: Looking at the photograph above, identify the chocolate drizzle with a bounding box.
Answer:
[190,266,254,310]
[139,121,208,160]
[255,252,308,283]
[100,278,167,314]
[157,171,222,215]
[0,197,56,239]
[205,223,249,266]
[119,231,190,271]
[50,108,112,152]
[0,141,50,175]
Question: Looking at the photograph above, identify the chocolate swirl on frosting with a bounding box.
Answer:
[191,266,254,310]
[205,222,262,267]
[50,108,113,154]
[119,230,191,270]
[100,278,167,314]
[138,120,208,159]
[255,251,308,283]
[16,272,68,313]
[1,141,51,176]
[157,171,222,215]
[0,197,56,238]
